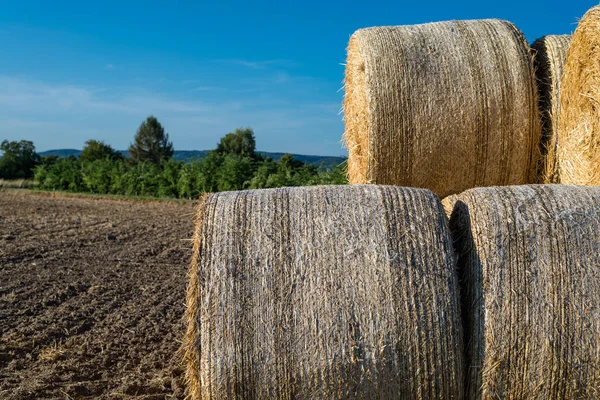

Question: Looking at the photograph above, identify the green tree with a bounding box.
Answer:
[79,139,122,162]
[81,159,117,193]
[128,116,174,164]
[158,159,182,198]
[248,158,279,188]
[278,154,304,176]
[196,151,223,193]
[35,156,84,191]
[40,155,59,167]
[216,128,257,158]
[26,126,345,198]
[317,162,348,185]
[177,160,203,199]
[259,154,313,187]
[107,160,129,194]
[0,140,40,179]
[216,154,255,191]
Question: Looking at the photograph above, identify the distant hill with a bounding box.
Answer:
[39,149,82,158]
[38,149,347,169]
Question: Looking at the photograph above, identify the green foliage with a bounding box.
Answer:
[177,160,203,199]
[157,159,182,198]
[80,139,123,162]
[30,126,347,198]
[40,155,59,167]
[216,127,257,158]
[248,158,279,188]
[0,140,40,179]
[125,162,162,196]
[195,151,222,193]
[81,159,126,194]
[217,155,256,191]
[35,156,85,191]
[128,116,174,164]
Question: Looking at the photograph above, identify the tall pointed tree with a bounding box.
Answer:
[128,116,174,163]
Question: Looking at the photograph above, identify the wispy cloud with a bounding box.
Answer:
[4,119,63,129]
[0,75,344,155]
[226,59,296,70]
[238,71,320,88]
[192,86,229,92]
[0,76,233,115]
[180,79,202,85]
[105,63,115,70]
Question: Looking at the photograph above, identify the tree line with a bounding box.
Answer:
[0,116,346,198]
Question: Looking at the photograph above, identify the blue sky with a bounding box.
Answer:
[0,1,595,156]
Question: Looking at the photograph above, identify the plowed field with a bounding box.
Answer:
[0,190,196,399]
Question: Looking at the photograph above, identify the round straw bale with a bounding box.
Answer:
[448,184,600,399]
[532,35,571,183]
[557,6,600,185]
[343,19,540,198]
[183,185,464,399]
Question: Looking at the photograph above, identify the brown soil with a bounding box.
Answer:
[0,190,197,399]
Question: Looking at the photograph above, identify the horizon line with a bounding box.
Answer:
[37,148,348,159]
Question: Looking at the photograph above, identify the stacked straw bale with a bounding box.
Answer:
[183,185,464,399]
[557,6,600,185]
[343,19,540,198]
[448,184,600,399]
[532,35,571,183]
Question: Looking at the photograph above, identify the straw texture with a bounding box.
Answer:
[557,6,600,185]
[441,194,459,218]
[183,185,464,399]
[448,184,600,399]
[343,19,540,198]
[532,35,571,183]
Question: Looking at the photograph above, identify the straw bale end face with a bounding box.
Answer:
[343,20,540,197]
[183,185,465,399]
[449,184,600,399]
[557,6,600,185]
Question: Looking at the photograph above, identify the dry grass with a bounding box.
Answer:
[182,193,208,400]
[532,35,571,183]
[0,179,37,189]
[343,19,540,198]
[183,185,464,399]
[38,343,65,362]
[557,6,600,185]
[343,35,372,185]
[441,193,459,218]
[448,184,600,399]
[25,188,191,204]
